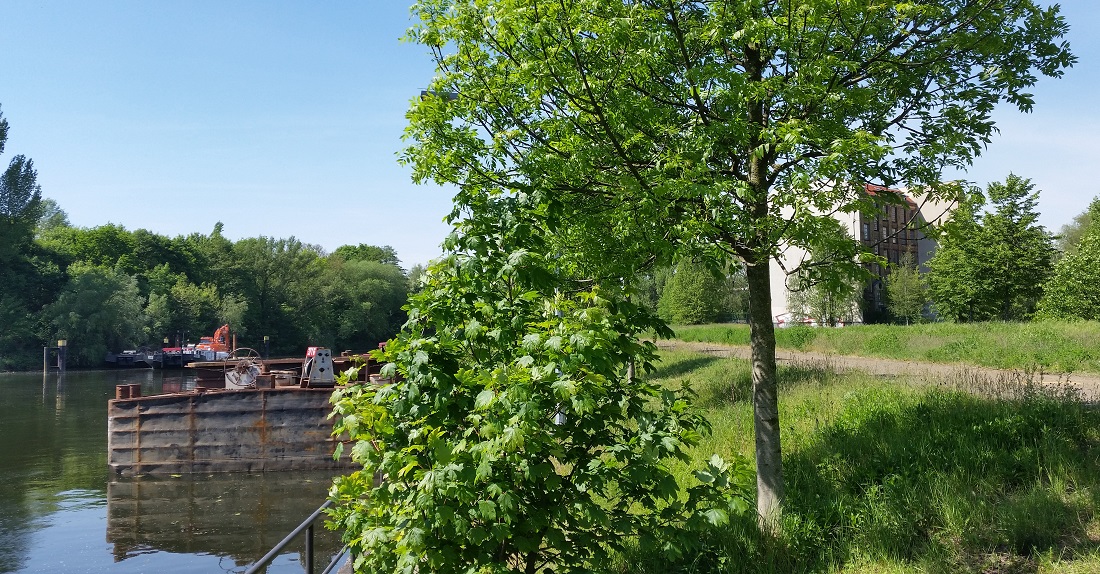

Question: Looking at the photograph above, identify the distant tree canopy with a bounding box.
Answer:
[926,175,1055,322]
[1038,198,1100,321]
[331,243,402,267]
[0,106,62,369]
[0,106,43,264]
[1056,197,1095,257]
[1,202,415,368]
[656,258,748,325]
[885,252,927,325]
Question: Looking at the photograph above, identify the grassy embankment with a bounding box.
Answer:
[671,321,1100,374]
[617,350,1100,573]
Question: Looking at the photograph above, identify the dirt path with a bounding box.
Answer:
[658,339,1100,402]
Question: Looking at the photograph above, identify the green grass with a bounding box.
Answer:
[670,320,1100,374]
[616,350,1100,573]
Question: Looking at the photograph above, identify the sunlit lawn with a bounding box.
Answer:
[670,321,1100,374]
[615,350,1100,573]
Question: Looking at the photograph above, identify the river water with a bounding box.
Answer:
[0,369,346,574]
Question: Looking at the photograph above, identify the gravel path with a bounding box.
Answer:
[658,339,1100,402]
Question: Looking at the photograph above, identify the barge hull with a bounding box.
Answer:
[107,388,353,477]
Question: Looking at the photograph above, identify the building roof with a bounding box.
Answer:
[863,183,918,209]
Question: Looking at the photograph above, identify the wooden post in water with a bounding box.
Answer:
[57,340,67,372]
[43,346,49,373]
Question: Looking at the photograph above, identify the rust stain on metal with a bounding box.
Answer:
[107,388,354,477]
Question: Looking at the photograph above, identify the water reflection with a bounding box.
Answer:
[107,472,343,569]
[0,370,346,574]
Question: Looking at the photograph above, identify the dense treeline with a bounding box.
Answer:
[1,213,412,369]
[0,105,411,370]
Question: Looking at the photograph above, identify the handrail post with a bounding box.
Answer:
[306,523,315,574]
[244,499,334,574]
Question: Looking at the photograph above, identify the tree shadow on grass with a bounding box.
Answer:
[649,355,721,380]
[779,387,1100,572]
[620,383,1100,573]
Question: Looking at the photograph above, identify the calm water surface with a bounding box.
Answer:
[0,369,344,574]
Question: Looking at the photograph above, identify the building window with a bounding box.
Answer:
[862,222,870,240]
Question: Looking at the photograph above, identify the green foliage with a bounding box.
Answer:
[781,326,818,351]
[0,106,66,369]
[406,263,427,294]
[41,262,147,366]
[328,227,752,573]
[884,252,927,324]
[1037,198,1100,321]
[315,258,409,351]
[400,0,1074,527]
[331,243,401,267]
[624,350,1100,573]
[1056,197,1095,256]
[786,220,865,327]
[0,107,42,265]
[657,259,745,325]
[927,175,1055,322]
[0,194,411,367]
[33,197,68,236]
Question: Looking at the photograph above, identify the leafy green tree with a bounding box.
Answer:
[34,197,69,236]
[0,295,40,370]
[330,243,402,267]
[885,252,927,325]
[0,106,64,369]
[329,217,751,573]
[406,263,427,293]
[1037,198,1100,320]
[400,0,1073,529]
[314,258,409,351]
[40,263,147,366]
[37,224,137,270]
[1055,197,1095,257]
[927,175,1055,321]
[925,195,987,321]
[658,258,745,325]
[983,175,1055,319]
[0,112,42,264]
[230,236,325,352]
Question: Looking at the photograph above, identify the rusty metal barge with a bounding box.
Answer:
[107,347,377,477]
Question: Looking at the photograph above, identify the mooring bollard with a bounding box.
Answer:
[116,385,131,400]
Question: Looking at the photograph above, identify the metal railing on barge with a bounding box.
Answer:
[244,499,349,574]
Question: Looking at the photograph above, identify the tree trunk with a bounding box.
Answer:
[743,40,783,528]
[745,259,784,527]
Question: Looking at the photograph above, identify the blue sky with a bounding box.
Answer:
[1,2,1097,268]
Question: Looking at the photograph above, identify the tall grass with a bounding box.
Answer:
[670,320,1100,374]
[616,350,1100,573]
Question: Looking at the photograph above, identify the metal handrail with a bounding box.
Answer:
[244,499,348,574]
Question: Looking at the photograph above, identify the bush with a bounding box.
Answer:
[328,242,753,573]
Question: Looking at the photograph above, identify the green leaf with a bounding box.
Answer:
[477,500,497,521]
[474,389,495,410]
